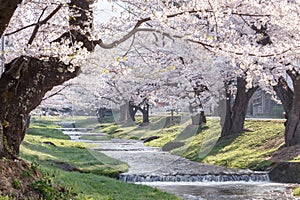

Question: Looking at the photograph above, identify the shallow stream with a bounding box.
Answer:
[64,131,299,200]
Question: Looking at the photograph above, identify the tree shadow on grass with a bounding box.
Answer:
[162,124,209,151]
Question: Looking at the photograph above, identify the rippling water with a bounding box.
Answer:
[65,131,300,200]
[139,182,299,200]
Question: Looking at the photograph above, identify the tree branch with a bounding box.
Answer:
[5,23,37,36]
[42,83,72,101]
[207,0,218,35]
[28,4,62,45]
[101,96,119,105]
[287,68,299,82]
[0,0,22,38]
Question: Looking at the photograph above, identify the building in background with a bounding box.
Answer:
[247,88,284,118]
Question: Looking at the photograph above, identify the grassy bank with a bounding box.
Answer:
[92,116,289,171]
[16,116,180,200]
[37,115,300,197]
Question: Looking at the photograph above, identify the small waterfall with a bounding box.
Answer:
[120,172,270,183]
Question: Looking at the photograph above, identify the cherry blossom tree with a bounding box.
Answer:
[0,0,97,159]
[93,31,222,126]
[2,0,300,161]
[100,0,300,146]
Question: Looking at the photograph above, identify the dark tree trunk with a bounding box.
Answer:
[0,0,22,37]
[275,71,300,146]
[127,101,138,125]
[0,0,95,159]
[141,104,150,124]
[127,101,138,124]
[136,100,150,125]
[220,87,233,137]
[285,80,300,146]
[171,109,174,125]
[273,76,293,118]
[221,77,258,137]
[0,56,79,159]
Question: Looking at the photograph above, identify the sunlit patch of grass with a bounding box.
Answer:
[101,124,120,135]
[292,155,300,162]
[293,186,300,197]
[21,134,127,176]
[50,168,181,200]
[21,117,180,200]
[102,116,286,171]
[40,115,288,172]
[146,125,181,147]
[188,120,285,170]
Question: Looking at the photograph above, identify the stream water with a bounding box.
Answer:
[64,131,299,200]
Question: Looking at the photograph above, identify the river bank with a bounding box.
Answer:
[64,130,299,200]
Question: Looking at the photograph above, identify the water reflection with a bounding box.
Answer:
[139,182,299,200]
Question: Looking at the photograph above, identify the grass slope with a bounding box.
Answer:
[16,116,180,200]
[99,117,288,171]
[186,120,284,170]
[44,115,300,197]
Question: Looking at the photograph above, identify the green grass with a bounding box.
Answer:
[102,117,286,171]
[27,115,299,197]
[195,120,284,170]
[18,116,180,200]
[49,169,179,200]
[294,186,300,196]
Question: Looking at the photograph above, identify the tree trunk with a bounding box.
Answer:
[221,77,258,137]
[282,73,300,146]
[119,104,127,122]
[119,101,138,125]
[0,0,95,159]
[189,105,201,125]
[273,76,294,119]
[220,87,233,137]
[127,101,137,125]
[0,56,79,159]
[0,1,22,37]
[273,72,300,146]
[141,104,150,124]
[170,109,175,125]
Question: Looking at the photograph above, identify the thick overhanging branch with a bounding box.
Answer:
[97,6,271,49]
[121,27,292,58]
[246,85,259,98]
[135,28,214,51]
